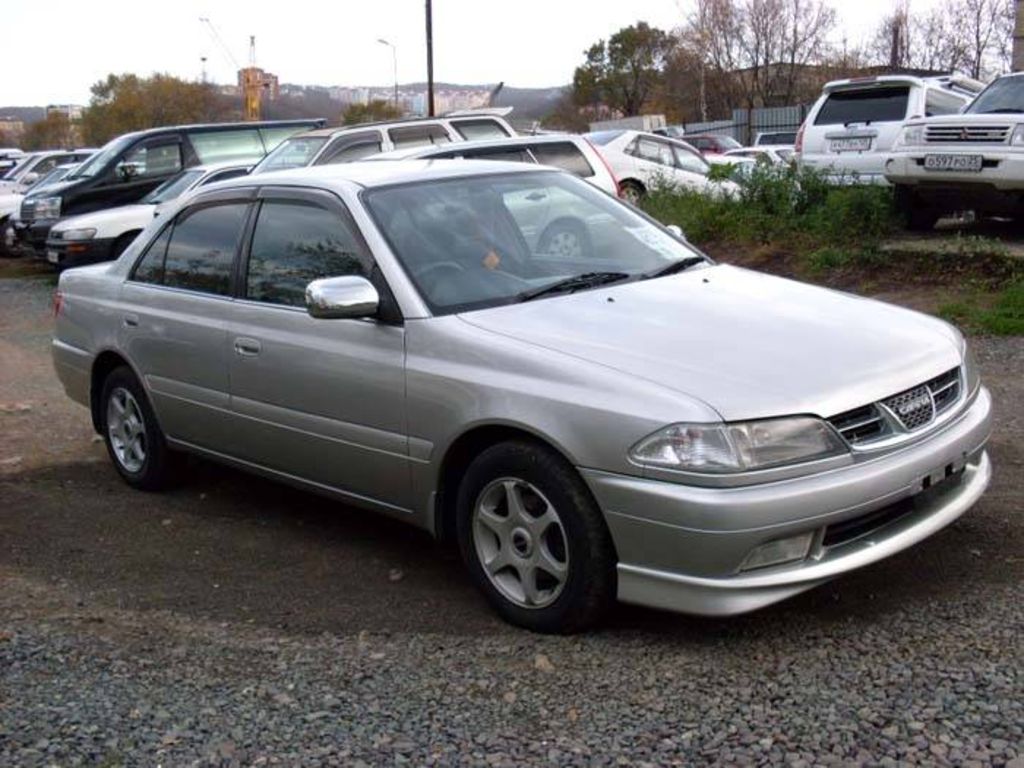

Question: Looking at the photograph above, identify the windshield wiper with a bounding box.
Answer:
[517,271,631,302]
[645,256,708,279]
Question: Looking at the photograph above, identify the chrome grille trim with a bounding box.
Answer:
[924,124,1010,144]
[828,366,963,447]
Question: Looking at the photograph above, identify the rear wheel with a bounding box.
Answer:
[456,440,617,633]
[619,180,645,205]
[100,366,179,490]
[537,218,592,259]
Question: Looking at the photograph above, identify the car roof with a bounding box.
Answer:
[216,158,541,191]
[374,133,580,160]
[291,114,510,140]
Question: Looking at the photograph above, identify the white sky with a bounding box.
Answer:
[2,0,946,105]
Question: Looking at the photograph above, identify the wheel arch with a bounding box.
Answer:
[89,349,138,433]
[432,422,579,543]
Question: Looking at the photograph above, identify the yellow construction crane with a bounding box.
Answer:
[200,18,263,121]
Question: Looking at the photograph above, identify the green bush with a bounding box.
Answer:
[642,165,898,250]
[940,280,1024,335]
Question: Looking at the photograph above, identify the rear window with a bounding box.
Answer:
[529,142,594,178]
[585,130,625,146]
[189,129,265,164]
[814,86,911,126]
[450,119,511,141]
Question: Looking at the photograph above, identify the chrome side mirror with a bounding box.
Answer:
[666,224,686,240]
[306,275,379,319]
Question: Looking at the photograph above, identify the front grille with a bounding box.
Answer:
[925,124,1010,144]
[927,367,961,415]
[828,404,886,444]
[19,199,35,220]
[828,366,963,446]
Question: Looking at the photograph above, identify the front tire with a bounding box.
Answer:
[100,366,178,491]
[456,440,616,633]
[895,186,940,232]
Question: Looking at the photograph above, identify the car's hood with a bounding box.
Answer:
[908,113,1020,126]
[53,204,155,233]
[458,265,961,421]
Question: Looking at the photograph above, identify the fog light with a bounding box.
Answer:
[740,532,814,572]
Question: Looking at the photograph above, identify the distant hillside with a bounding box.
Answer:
[0,107,46,123]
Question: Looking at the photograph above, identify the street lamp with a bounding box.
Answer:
[377,38,398,111]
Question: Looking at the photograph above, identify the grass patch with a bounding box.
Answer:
[939,280,1024,335]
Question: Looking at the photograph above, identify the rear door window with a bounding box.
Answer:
[116,140,183,180]
[245,200,371,307]
[319,131,384,164]
[529,142,594,178]
[161,203,249,296]
[189,129,265,164]
[450,119,511,140]
[814,87,911,125]
[388,124,452,149]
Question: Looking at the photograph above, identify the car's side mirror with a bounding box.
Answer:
[21,172,39,186]
[306,275,379,319]
[666,224,686,240]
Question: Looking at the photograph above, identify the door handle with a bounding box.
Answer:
[123,313,139,328]
[233,337,261,356]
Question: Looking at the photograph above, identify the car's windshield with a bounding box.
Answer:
[66,134,134,179]
[966,76,1024,114]
[1,153,37,181]
[27,165,74,191]
[364,170,704,315]
[141,169,205,204]
[251,136,328,174]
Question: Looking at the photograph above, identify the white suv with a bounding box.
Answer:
[885,72,1024,228]
[797,74,983,184]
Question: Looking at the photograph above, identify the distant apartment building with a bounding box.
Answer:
[0,116,25,142]
[237,67,280,100]
[46,104,84,121]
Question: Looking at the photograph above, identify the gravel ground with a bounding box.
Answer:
[1,270,1022,766]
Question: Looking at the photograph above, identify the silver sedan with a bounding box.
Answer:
[52,160,992,633]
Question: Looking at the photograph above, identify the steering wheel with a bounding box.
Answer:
[415,261,466,293]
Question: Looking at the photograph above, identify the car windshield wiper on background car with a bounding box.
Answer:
[644,255,708,279]
[517,271,631,302]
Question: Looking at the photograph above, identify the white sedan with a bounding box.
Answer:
[585,129,740,202]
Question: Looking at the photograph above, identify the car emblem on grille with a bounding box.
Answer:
[960,128,970,140]
[882,385,935,431]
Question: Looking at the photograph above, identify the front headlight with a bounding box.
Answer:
[34,196,61,219]
[60,227,96,241]
[629,417,847,473]
[892,125,925,151]
[1011,124,1024,146]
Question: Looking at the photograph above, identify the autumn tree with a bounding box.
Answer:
[572,22,674,116]
[22,113,77,150]
[341,100,402,125]
[80,73,229,145]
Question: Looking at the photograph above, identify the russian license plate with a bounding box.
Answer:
[830,137,871,152]
[924,154,983,172]
[46,249,59,264]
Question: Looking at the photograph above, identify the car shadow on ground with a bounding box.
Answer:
[1,455,1017,642]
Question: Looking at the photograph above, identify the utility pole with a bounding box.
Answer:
[1014,0,1024,72]
[425,0,435,116]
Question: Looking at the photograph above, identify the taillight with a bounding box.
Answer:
[52,290,63,317]
[585,138,621,197]
[794,121,806,155]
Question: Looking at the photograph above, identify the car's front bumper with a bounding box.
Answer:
[886,151,1024,191]
[44,237,115,268]
[582,386,993,616]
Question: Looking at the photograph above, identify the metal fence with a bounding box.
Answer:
[679,104,809,145]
